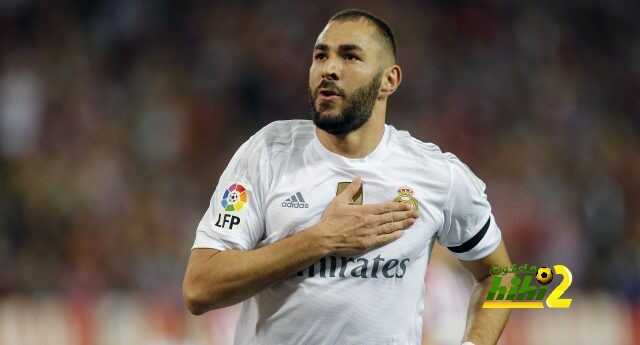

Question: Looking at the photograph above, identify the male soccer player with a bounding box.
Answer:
[183,9,512,345]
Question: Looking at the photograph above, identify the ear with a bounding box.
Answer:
[378,64,402,99]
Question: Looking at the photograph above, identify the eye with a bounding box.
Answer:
[314,53,327,60]
[344,54,360,61]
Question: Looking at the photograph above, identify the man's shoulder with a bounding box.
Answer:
[250,119,315,151]
[388,125,481,195]
[224,120,314,183]
[388,124,458,166]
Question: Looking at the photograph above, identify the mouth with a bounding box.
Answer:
[317,89,342,101]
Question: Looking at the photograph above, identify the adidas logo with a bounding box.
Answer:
[281,192,310,208]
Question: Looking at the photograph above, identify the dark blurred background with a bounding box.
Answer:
[1,1,639,344]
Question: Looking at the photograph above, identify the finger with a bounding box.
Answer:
[377,217,415,234]
[337,176,362,202]
[371,210,418,226]
[371,231,405,248]
[362,201,411,215]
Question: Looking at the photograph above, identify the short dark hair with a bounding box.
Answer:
[329,9,398,63]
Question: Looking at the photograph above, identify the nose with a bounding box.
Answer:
[321,57,340,81]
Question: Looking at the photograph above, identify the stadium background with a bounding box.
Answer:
[1,1,639,344]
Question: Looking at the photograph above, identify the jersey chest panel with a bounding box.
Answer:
[260,164,443,261]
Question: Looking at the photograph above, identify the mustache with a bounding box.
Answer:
[315,80,345,97]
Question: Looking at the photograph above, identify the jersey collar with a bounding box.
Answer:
[311,124,391,165]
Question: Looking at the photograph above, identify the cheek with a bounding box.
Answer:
[308,65,319,85]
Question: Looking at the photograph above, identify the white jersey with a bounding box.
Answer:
[192,120,501,345]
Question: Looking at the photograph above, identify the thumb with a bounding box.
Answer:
[337,176,362,202]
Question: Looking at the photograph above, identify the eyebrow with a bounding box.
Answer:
[314,43,364,54]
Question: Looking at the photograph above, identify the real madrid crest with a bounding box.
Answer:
[394,186,418,211]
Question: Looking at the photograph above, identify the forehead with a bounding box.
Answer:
[315,20,380,52]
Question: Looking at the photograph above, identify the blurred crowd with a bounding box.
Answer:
[1,0,639,308]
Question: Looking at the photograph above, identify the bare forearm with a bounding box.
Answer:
[185,226,328,313]
[463,277,511,345]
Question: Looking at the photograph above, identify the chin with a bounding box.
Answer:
[318,110,342,118]
[315,103,342,117]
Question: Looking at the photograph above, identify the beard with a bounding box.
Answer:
[309,72,382,136]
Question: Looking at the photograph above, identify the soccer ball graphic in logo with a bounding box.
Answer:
[228,190,240,203]
[221,183,248,212]
[536,267,553,285]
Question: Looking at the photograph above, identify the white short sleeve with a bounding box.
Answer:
[437,155,502,261]
[192,136,267,251]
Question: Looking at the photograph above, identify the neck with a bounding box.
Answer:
[315,103,386,159]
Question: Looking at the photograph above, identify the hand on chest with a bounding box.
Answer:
[262,175,441,257]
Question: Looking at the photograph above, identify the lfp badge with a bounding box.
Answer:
[221,183,248,212]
